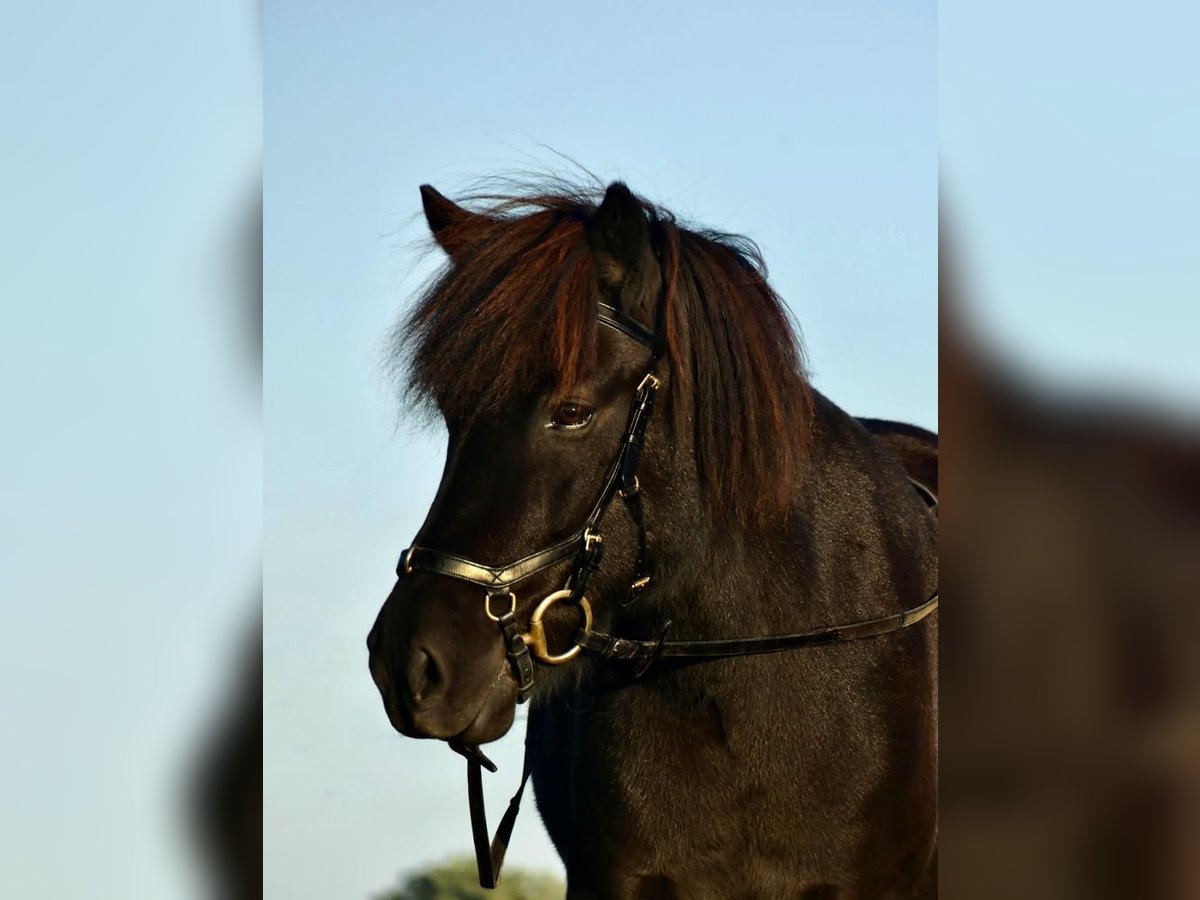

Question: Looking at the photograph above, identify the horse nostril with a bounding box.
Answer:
[406,645,444,704]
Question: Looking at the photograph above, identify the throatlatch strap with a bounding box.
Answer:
[566,537,605,607]
[620,488,651,605]
[452,721,535,889]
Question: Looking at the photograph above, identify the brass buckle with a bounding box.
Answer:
[583,528,603,551]
[522,590,593,665]
[483,590,516,622]
[636,373,661,393]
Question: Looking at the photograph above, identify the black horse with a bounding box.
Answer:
[368,181,938,898]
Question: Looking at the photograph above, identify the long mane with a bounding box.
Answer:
[394,181,813,527]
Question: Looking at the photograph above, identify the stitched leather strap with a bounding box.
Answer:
[597,302,659,349]
[578,591,939,665]
[399,534,582,588]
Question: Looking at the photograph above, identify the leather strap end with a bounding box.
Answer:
[632,620,673,678]
[449,741,498,774]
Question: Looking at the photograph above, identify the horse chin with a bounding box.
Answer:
[453,669,519,745]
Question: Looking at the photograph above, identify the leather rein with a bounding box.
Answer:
[393,301,939,888]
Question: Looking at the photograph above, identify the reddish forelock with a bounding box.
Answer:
[398,186,812,529]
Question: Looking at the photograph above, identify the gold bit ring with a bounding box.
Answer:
[522,590,593,665]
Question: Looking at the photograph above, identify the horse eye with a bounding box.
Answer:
[549,400,594,430]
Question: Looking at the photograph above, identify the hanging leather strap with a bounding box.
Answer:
[450,720,535,889]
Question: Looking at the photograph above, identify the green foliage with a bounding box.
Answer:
[374,855,563,900]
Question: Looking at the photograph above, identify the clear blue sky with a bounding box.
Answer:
[264,2,934,897]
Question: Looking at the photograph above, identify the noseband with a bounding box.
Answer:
[391,298,940,889]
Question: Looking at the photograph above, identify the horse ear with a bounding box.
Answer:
[420,185,484,259]
[588,182,652,294]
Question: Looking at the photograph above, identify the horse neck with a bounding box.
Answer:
[536,395,938,888]
[640,390,935,640]
[632,469,810,646]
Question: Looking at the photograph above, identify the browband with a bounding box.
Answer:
[597,302,659,349]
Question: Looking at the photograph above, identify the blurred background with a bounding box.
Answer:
[1,1,1195,898]
[941,3,1199,898]
[0,1,261,898]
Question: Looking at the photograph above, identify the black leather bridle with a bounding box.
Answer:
[391,298,939,889]
[397,301,663,703]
